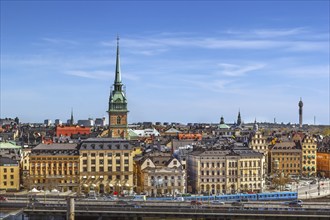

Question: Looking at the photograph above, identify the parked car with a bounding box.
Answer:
[288,201,302,207]
[211,200,225,205]
[231,201,244,207]
[190,200,202,206]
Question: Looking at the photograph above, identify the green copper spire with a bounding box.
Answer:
[108,36,128,113]
[114,36,122,91]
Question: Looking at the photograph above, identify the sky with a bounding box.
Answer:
[1,1,329,125]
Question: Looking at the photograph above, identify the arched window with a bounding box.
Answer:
[117,116,121,124]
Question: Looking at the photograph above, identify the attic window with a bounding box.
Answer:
[108,144,112,149]
[99,144,104,148]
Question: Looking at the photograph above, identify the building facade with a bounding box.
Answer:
[249,126,269,176]
[187,147,264,194]
[108,38,129,138]
[301,135,317,177]
[0,157,20,191]
[135,155,186,197]
[28,143,80,192]
[317,146,330,178]
[269,141,301,177]
[79,138,134,195]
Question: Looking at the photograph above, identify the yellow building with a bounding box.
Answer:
[269,141,301,177]
[249,128,269,176]
[301,135,317,177]
[187,146,265,194]
[0,157,20,191]
[79,138,134,195]
[29,143,80,192]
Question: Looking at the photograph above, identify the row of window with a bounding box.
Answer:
[2,175,15,180]
[82,152,129,157]
[201,161,261,168]
[82,166,130,172]
[1,181,15,186]
[82,159,129,165]
[2,168,15,173]
[31,157,76,161]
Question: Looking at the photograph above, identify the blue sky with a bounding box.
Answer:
[1,1,329,125]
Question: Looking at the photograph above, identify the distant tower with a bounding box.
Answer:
[220,116,225,124]
[299,98,303,128]
[70,108,74,126]
[237,109,242,126]
[107,36,129,138]
[253,118,258,132]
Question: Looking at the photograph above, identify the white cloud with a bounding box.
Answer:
[217,63,266,77]
[41,37,79,45]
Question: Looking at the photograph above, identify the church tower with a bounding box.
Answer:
[107,37,129,138]
[299,98,303,128]
[237,109,242,126]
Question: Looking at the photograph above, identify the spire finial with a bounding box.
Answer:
[114,35,122,86]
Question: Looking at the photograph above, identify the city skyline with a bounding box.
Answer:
[1,1,329,125]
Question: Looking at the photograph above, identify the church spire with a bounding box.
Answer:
[114,36,122,91]
[70,108,74,126]
[237,109,242,125]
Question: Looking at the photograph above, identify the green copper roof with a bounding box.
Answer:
[114,36,122,85]
[0,141,21,149]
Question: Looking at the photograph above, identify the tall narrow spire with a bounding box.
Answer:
[237,109,242,125]
[114,35,122,90]
[70,108,74,126]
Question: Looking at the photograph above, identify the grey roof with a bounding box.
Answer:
[79,138,133,150]
[33,143,78,150]
[31,143,79,156]
[0,157,19,166]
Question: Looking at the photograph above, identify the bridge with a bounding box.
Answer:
[2,199,327,220]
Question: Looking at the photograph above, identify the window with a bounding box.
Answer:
[83,160,87,165]
[10,175,14,179]
[91,159,96,165]
[82,153,87,157]
[3,175,7,179]
[124,159,129,164]
[99,159,104,164]
[117,116,121,124]
[4,168,7,173]
[124,175,128,180]
[116,153,120,157]
[91,167,96,172]
[10,168,14,172]
[100,167,104,172]
[91,153,96,157]
[99,153,104,157]
[116,159,121,165]
[108,159,112,164]
[107,153,112,157]
[124,153,129,157]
